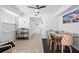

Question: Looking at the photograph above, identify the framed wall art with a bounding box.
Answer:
[63,9,79,24]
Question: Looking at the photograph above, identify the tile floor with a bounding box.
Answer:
[12,33,43,53]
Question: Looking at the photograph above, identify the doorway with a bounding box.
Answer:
[30,17,42,37]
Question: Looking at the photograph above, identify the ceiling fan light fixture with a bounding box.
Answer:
[34,9,39,13]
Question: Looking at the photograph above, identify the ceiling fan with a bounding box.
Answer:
[27,5,46,9]
[27,5,46,13]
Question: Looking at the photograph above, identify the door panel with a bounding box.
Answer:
[30,17,42,36]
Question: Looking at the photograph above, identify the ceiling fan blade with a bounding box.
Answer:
[27,6,36,9]
[38,5,46,9]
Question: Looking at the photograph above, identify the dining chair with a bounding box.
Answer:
[48,32,55,50]
[47,30,58,50]
[60,33,73,53]
[53,34,62,52]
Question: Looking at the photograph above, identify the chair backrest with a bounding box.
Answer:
[47,31,56,40]
[61,34,73,45]
[48,33,52,40]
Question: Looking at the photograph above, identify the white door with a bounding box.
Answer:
[30,17,42,35]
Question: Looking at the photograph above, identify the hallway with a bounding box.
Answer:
[12,33,43,53]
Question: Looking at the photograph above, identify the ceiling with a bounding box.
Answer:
[0,5,78,17]
[14,5,64,15]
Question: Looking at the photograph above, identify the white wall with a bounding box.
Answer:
[18,13,59,38]
[41,13,59,38]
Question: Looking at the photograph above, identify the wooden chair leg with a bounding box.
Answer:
[50,41,52,50]
[69,46,72,53]
[61,45,64,53]
[54,42,57,53]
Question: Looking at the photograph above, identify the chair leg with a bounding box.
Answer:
[61,45,64,53]
[50,41,52,50]
[69,46,72,53]
[54,42,57,53]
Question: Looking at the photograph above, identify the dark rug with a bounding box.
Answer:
[42,39,79,53]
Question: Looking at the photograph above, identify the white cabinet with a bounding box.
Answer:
[0,10,18,42]
[2,24,16,41]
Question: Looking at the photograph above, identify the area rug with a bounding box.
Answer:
[42,39,79,53]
